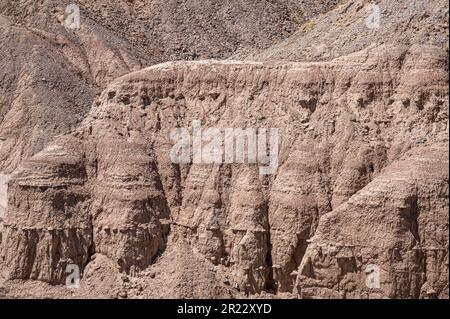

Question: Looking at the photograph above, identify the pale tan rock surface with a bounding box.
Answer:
[0,0,342,174]
[1,43,447,298]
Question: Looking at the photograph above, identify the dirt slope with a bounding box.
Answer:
[247,0,449,62]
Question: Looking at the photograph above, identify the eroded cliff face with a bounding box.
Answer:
[296,144,449,298]
[0,44,448,298]
[0,0,344,174]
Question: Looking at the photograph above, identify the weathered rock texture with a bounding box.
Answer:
[1,43,448,298]
[0,0,342,174]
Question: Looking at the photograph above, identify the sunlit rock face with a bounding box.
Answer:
[1,44,448,298]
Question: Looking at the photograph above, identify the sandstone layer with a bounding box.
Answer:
[1,43,448,298]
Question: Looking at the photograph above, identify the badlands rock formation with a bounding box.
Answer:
[1,42,448,298]
[0,0,342,173]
